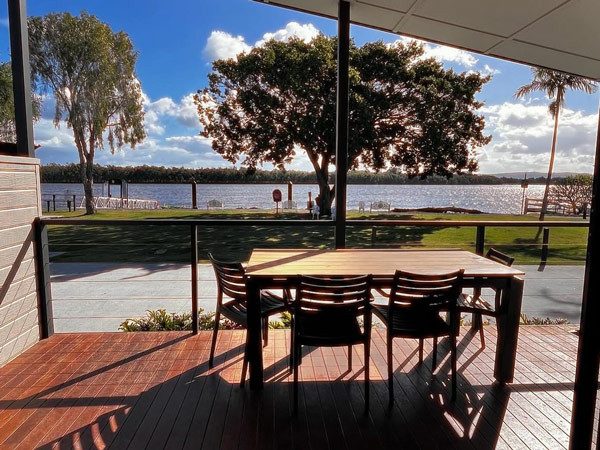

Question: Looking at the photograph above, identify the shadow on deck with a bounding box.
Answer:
[0,326,594,449]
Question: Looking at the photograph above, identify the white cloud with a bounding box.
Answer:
[393,36,478,67]
[478,102,598,173]
[204,22,320,62]
[203,31,251,61]
[143,92,199,135]
[255,22,319,47]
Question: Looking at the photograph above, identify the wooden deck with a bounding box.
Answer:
[0,326,596,449]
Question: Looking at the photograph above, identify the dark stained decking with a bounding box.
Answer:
[0,326,596,449]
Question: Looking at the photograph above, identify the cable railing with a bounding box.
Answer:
[37,217,589,335]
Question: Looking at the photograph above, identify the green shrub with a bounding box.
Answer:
[519,314,569,325]
[119,309,242,332]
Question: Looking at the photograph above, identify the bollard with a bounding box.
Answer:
[73,195,76,211]
[52,194,56,211]
[541,227,550,264]
[192,181,198,209]
[46,200,50,212]
[288,181,293,201]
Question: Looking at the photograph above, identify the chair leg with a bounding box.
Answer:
[263,317,269,348]
[479,324,486,349]
[432,337,438,373]
[293,340,300,413]
[418,338,424,364]
[240,335,248,388]
[289,327,294,369]
[364,340,370,413]
[451,333,457,401]
[209,310,220,367]
[473,312,485,348]
[348,345,352,372]
[387,334,394,407]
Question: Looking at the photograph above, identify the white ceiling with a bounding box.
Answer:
[254,0,600,79]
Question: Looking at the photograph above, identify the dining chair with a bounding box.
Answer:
[458,248,515,348]
[293,275,372,412]
[208,253,290,386]
[373,269,464,404]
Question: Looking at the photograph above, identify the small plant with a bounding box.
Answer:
[519,314,569,325]
[268,312,292,329]
[119,309,243,332]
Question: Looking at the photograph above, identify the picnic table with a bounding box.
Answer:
[244,248,525,389]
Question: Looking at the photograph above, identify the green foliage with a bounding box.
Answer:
[0,61,41,142]
[40,162,554,185]
[28,12,146,214]
[119,308,242,332]
[519,314,569,325]
[550,174,593,214]
[197,36,491,214]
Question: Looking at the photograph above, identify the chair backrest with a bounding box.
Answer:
[389,269,464,310]
[208,253,247,304]
[485,248,515,267]
[296,275,371,317]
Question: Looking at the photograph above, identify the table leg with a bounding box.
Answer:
[494,276,524,383]
[246,277,264,390]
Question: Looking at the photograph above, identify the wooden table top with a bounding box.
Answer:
[246,249,525,278]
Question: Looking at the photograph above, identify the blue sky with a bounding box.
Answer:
[1,0,598,174]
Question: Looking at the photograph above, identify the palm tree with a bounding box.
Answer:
[515,68,597,224]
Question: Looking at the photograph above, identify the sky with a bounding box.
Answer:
[0,0,598,174]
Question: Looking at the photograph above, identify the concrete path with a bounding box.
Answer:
[49,262,584,332]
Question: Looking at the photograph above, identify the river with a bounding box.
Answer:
[41,183,546,214]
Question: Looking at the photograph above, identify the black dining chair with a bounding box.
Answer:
[373,269,464,404]
[458,248,515,348]
[208,253,290,386]
[292,275,372,412]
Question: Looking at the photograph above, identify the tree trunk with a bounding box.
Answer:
[540,108,560,221]
[536,108,560,238]
[80,159,96,215]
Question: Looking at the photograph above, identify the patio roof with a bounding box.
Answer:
[254,0,600,79]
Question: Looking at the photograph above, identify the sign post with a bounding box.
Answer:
[272,189,282,216]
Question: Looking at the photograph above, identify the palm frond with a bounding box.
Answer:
[515,66,598,114]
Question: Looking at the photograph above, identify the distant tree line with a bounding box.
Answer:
[40,163,557,185]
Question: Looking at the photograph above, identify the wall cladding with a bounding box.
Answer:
[0,155,42,366]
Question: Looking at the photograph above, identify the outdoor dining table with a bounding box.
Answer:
[244,248,525,390]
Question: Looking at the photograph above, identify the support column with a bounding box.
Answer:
[334,0,350,249]
[8,0,35,157]
[569,102,600,449]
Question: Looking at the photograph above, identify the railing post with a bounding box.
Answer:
[46,200,50,212]
[34,219,53,338]
[475,226,485,255]
[334,0,350,249]
[73,195,76,211]
[191,224,198,334]
[52,194,56,211]
[541,227,550,264]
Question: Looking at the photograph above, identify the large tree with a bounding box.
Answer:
[196,36,490,214]
[28,12,146,214]
[0,61,40,142]
[515,68,597,222]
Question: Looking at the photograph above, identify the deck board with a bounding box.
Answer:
[0,326,597,449]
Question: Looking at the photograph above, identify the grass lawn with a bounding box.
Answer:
[44,209,589,265]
